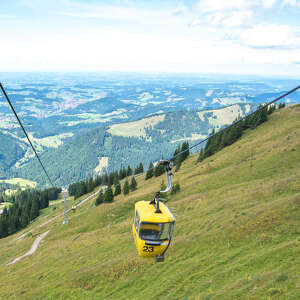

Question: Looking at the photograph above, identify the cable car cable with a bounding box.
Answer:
[170,85,300,162]
[0,83,55,188]
[72,85,300,198]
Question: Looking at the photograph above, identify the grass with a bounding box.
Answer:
[0,105,299,299]
[108,115,165,138]
[0,177,37,188]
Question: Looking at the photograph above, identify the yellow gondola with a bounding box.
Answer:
[132,160,176,262]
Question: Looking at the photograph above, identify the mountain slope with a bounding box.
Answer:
[0,105,299,299]
[16,103,253,187]
[0,131,27,178]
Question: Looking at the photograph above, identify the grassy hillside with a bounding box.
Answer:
[0,105,299,299]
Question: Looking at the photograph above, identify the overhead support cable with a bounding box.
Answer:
[170,85,300,162]
[0,83,54,188]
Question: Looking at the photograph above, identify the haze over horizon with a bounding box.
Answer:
[1,0,300,77]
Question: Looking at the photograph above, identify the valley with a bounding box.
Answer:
[0,72,299,187]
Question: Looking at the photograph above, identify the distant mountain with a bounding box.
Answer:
[15,104,254,187]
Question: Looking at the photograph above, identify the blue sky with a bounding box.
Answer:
[1,0,300,76]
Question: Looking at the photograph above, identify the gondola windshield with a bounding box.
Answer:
[139,222,174,241]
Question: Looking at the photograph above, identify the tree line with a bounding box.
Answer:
[0,187,61,238]
[68,141,189,207]
[68,161,144,200]
[197,103,284,163]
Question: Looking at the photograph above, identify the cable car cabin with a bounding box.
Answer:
[132,200,175,262]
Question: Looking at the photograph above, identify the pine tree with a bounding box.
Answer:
[0,218,8,238]
[95,190,104,206]
[127,165,132,177]
[278,102,285,109]
[197,148,205,163]
[171,183,181,195]
[102,173,109,185]
[114,173,121,196]
[154,161,165,177]
[30,198,39,220]
[175,157,181,172]
[87,177,94,193]
[104,185,114,203]
[123,180,130,195]
[134,162,144,175]
[119,168,127,180]
[130,176,137,191]
[94,175,102,187]
[114,183,121,196]
[108,172,115,186]
[20,212,29,228]
[139,162,144,174]
[145,162,154,180]
[180,141,190,161]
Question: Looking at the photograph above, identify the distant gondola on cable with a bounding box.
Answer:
[132,160,176,262]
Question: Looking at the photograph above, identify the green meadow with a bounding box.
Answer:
[0,105,299,299]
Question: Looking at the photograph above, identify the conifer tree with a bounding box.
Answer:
[175,157,181,172]
[102,173,109,185]
[114,173,121,196]
[171,183,181,195]
[154,161,165,177]
[145,162,154,180]
[94,175,102,187]
[95,190,104,206]
[134,162,144,175]
[180,141,190,161]
[104,185,114,203]
[20,212,29,228]
[87,177,94,193]
[127,165,132,177]
[123,180,130,195]
[139,162,144,174]
[108,172,115,186]
[130,176,137,191]
[119,168,127,180]
[0,217,8,238]
[114,183,121,196]
[197,148,205,163]
[30,198,39,220]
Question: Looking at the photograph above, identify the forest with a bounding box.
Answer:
[16,104,252,187]
[0,187,61,238]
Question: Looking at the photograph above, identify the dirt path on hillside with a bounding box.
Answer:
[8,230,50,265]
[16,189,101,241]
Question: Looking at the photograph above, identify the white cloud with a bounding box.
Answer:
[282,0,300,7]
[262,0,277,8]
[241,24,300,49]
[197,0,255,12]
[1,0,300,76]
[193,0,255,29]
[211,10,253,28]
[172,3,188,16]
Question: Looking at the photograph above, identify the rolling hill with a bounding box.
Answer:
[15,103,253,187]
[0,104,299,299]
